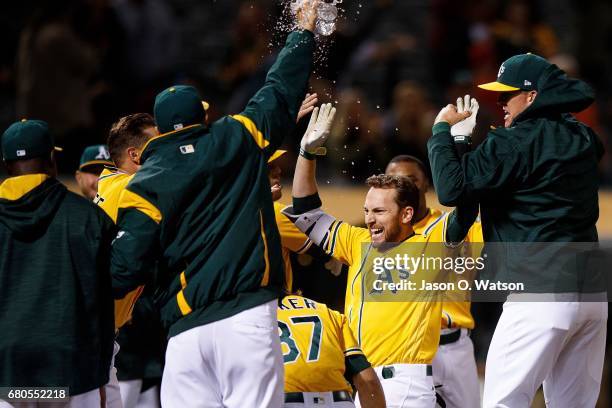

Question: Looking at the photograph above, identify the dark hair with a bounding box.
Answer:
[107,113,156,164]
[366,174,420,211]
[387,155,429,180]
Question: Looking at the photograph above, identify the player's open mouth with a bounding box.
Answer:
[503,107,510,121]
[370,227,384,240]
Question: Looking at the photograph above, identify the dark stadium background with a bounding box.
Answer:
[1,1,611,405]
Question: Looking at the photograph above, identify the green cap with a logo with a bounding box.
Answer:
[479,53,551,92]
[79,144,113,172]
[154,85,206,134]
[1,119,62,161]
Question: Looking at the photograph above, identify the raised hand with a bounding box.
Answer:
[451,95,479,137]
[296,0,320,33]
[301,103,336,154]
[297,93,319,123]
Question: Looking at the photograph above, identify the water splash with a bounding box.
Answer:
[288,0,343,36]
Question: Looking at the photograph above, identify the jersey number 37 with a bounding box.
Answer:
[278,316,322,364]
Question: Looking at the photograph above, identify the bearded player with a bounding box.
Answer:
[384,96,482,408]
[283,104,478,407]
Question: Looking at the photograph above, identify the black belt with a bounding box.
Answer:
[284,391,353,403]
[381,365,433,379]
[439,329,466,345]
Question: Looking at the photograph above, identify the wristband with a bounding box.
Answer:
[452,135,472,144]
[299,147,317,160]
[300,147,327,160]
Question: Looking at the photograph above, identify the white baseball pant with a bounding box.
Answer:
[483,295,607,408]
[105,341,123,408]
[356,364,436,408]
[161,300,284,408]
[432,329,480,408]
[119,380,160,408]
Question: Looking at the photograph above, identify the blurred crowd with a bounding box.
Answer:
[1,0,612,181]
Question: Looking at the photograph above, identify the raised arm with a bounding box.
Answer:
[282,104,367,266]
[293,103,336,205]
[441,95,481,243]
[232,0,319,156]
[428,99,522,207]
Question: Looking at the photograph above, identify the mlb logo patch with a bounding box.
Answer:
[174,123,184,130]
[16,149,26,157]
[524,80,532,87]
[180,144,195,154]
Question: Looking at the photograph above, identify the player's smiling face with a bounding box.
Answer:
[498,90,537,128]
[268,163,282,201]
[364,187,414,247]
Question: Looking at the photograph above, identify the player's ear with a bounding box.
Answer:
[527,90,538,105]
[126,147,139,164]
[401,206,414,224]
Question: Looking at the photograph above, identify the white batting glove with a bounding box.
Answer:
[300,103,336,156]
[450,95,479,137]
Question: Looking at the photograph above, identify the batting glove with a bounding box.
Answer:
[300,103,336,159]
[451,95,479,137]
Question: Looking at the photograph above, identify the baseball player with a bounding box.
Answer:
[283,104,478,407]
[279,294,385,407]
[386,153,482,408]
[0,119,115,407]
[97,113,161,408]
[270,149,313,292]
[75,144,113,200]
[428,54,606,407]
[109,2,320,406]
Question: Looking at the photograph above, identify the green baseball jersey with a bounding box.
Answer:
[111,30,315,337]
[0,175,115,395]
[428,63,604,292]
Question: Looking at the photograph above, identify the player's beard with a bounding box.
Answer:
[370,221,403,248]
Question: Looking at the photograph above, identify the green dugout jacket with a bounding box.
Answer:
[428,63,603,243]
[111,31,315,337]
[428,63,606,293]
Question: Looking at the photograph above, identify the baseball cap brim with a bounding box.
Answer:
[268,150,287,163]
[478,81,521,92]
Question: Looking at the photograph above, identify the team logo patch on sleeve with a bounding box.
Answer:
[179,144,195,154]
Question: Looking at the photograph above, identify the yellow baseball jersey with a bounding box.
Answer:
[278,295,368,393]
[274,201,311,292]
[96,168,144,330]
[320,219,448,367]
[413,208,483,330]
